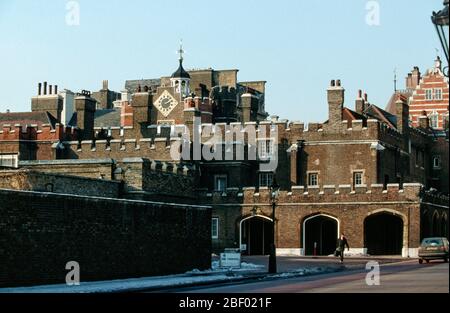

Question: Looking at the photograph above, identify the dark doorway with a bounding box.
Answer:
[432,214,440,237]
[365,213,403,255]
[304,215,338,256]
[442,217,449,239]
[241,217,273,256]
[421,212,431,240]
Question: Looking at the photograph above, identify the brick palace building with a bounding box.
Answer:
[1,51,448,260]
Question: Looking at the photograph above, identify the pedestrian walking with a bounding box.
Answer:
[335,234,350,263]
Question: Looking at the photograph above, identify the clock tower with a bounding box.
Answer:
[170,43,191,97]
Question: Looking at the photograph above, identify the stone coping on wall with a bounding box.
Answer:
[197,183,427,202]
[20,159,115,166]
[0,188,211,210]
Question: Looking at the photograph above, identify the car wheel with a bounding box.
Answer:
[419,259,423,264]
[426,259,430,264]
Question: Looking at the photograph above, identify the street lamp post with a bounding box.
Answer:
[269,176,280,274]
[432,0,450,77]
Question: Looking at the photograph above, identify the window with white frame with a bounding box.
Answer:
[444,112,449,130]
[433,156,442,169]
[259,172,274,188]
[308,172,319,187]
[434,89,443,100]
[214,175,227,192]
[429,111,439,129]
[353,171,364,188]
[0,154,18,168]
[425,89,433,100]
[258,139,274,159]
[211,218,219,239]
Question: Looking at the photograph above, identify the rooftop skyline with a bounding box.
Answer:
[0,0,446,122]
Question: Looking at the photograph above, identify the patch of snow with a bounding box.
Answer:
[0,273,244,294]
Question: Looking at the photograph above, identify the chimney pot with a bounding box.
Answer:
[358,90,362,98]
[364,93,368,102]
[38,83,42,96]
[55,85,58,94]
[43,82,48,95]
[336,80,341,87]
[49,85,53,95]
[331,80,336,87]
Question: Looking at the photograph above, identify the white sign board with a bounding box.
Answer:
[220,252,241,268]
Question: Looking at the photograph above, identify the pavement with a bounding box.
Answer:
[180,259,449,293]
[0,255,418,293]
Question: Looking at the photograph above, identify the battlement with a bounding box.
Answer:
[211,85,238,100]
[0,123,78,141]
[184,96,212,112]
[199,183,424,203]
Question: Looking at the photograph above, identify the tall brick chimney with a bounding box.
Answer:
[327,79,345,129]
[355,90,367,114]
[121,101,133,127]
[241,92,257,123]
[395,94,409,134]
[131,90,152,135]
[75,91,96,140]
[31,82,64,121]
[406,67,421,90]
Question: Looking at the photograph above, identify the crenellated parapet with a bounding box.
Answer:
[0,123,78,142]
[198,183,424,204]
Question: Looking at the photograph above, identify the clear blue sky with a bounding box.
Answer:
[0,0,446,123]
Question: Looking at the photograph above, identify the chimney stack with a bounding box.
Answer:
[395,94,409,134]
[406,67,421,90]
[327,79,345,130]
[102,80,109,90]
[32,82,63,120]
[355,90,366,114]
[418,111,430,129]
[75,91,96,140]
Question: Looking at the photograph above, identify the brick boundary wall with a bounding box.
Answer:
[0,189,211,288]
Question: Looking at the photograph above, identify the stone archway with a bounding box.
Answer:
[365,211,404,256]
[303,214,340,256]
[240,215,273,256]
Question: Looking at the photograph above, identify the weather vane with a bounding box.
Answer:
[178,40,185,62]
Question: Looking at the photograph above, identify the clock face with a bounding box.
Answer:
[155,90,178,117]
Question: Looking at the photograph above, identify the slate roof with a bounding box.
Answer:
[365,104,397,129]
[0,111,58,129]
[67,109,122,129]
[385,90,413,116]
[94,109,121,128]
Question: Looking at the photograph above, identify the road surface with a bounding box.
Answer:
[178,260,449,293]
